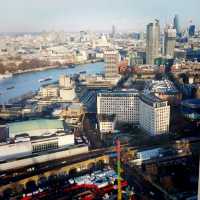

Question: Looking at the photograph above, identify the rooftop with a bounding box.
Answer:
[68,103,84,110]
[146,79,179,95]
[8,119,64,137]
[98,89,139,97]
[140,93,167,107]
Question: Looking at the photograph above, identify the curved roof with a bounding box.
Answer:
[8,119,64,137]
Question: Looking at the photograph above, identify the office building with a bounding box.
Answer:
[189,25,195,37]
[174,14,181,36]
[39,85,59,98]
[104,50,120,78]
[59,75,76,101]
[59,75,74,88]
[146,20,160,65]
[97,89,139,124]
[64,103,85,118]
[98,114,116,134]
[164,26,176,58]
[111,25,116,38]
[139,93,170,135]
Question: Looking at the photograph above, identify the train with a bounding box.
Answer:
[0,145,89,171]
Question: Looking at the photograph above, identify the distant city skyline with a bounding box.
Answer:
[1,0,200,32]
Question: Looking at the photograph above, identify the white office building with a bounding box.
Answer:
[97,89,140,124]
[139,93,170,135]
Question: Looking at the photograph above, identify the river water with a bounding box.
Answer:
[0,62,105,104]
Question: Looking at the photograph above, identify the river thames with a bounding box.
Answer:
[0,62,105,104]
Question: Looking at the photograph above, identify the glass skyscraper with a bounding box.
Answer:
[173,14,180,36]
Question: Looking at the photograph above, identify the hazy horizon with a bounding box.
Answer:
[1,0,200,33]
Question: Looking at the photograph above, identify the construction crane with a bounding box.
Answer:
[116,139,122,200]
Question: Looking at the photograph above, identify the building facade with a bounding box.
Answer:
[139,93,170,135]
[97,89,139,124]
[0,134,74,160]
[59,75,74,88]
[39,85,59,98]
[104,50,120,78]
[98,114,116,133]
[173,14,180,36]
[164,27,176,58]
[146,20,160,65]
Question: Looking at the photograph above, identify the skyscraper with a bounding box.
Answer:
[111,25,116,38]
[164,26,176,58]
[146,19,160,65]
[189,24,195,37]
[104,50,120,78]
[173,14,180,36]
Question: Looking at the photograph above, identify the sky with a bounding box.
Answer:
[0,0,199,32]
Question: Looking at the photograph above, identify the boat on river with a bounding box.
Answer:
[38,76,52,83]
[6,86,15,90]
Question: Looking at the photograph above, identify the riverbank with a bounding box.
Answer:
[0,62,104,104]
[0,59,103,76]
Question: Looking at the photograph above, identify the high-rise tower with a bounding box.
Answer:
[173,14,180,36]
[189,24,195,37]
[164,26,176,58]
[111,25,116,38]
[146,19,160,65]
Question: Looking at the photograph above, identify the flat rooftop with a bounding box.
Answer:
[140,93,166,106]
[98,89,139,97]
[68,103,83,110]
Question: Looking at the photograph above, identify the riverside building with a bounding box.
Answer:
[104,50,120,78]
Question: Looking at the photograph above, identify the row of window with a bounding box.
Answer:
[32,142,58,153]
